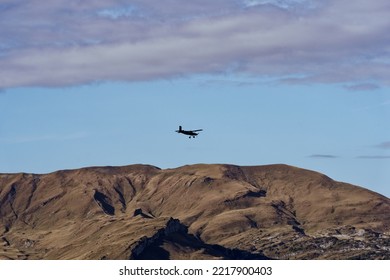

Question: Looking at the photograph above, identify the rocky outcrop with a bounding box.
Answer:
[133,208,154,219]
[130,218,186,259]
[129,218,269,260]
[93,190,115,216]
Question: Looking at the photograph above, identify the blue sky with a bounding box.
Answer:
[0,0,390,197]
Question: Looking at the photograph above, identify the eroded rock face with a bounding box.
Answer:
[130,218,186,259]
[0,164,389,259]
[94,190,115,216]
[129,218,270,260]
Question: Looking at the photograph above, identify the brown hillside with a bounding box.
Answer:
[0,164,389,259]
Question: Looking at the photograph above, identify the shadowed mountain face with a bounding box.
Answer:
[0,164,389,260]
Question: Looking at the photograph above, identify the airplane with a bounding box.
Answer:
[175,126,203,138]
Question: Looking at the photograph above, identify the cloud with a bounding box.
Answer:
[308,154,338,159]
[357,155,390,159]
[344,83,381,91]
[375,141,390,149]
[1,0,390,89]
[96,5,137,20]
[243,0,313,9]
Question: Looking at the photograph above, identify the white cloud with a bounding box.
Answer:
[96,6,137,19]
[243,0,311,9]
[0,0,389,89]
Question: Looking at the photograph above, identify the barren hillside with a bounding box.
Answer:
[1,164,389,259]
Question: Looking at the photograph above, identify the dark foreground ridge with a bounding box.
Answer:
[130,218,269,260]
[0,163,389,259]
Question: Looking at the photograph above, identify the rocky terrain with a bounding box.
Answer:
[0,164,389,260]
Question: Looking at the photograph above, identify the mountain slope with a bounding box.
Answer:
[0,164,389,259]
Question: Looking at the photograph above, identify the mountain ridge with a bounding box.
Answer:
[1,163,389,259]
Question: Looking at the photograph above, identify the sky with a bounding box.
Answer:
[0,0,389,197]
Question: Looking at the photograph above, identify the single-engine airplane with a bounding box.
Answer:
[175,126,203,138]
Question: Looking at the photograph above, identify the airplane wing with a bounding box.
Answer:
[192,129,203,132]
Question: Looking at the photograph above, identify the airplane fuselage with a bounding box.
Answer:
[179,130,199,136]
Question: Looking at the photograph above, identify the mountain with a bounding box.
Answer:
[0,164,389,260]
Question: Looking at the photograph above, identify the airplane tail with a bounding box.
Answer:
[175,126,182,133]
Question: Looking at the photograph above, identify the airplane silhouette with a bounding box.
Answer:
[176,126,203,138]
